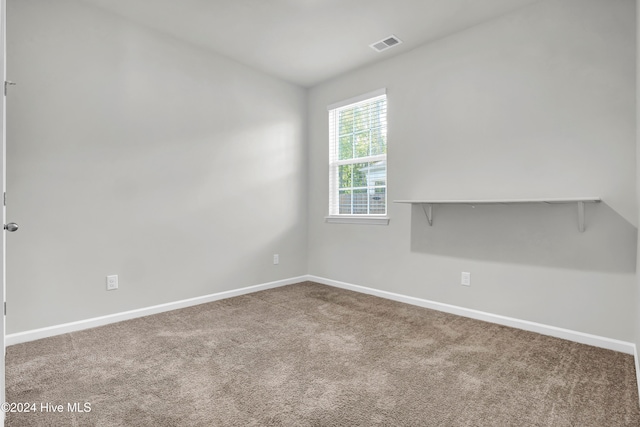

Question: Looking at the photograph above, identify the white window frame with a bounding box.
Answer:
[325,89,389,225]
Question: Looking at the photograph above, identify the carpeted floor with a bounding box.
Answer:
[5,281,640,426]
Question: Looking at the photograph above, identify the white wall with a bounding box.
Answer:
[308,0,637,341]
[6,0,637,345]
[636,0,640,383]
[6,0,308,333]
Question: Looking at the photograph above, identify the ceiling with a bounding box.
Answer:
[80,0,540,87]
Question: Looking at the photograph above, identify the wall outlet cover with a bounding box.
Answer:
[461,272,471,286]
[106,275,118,291]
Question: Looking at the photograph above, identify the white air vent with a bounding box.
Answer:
[370,35,403,52]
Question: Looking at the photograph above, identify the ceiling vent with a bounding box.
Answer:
[370,35,403,53]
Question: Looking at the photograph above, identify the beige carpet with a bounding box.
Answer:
[5,282,640,426]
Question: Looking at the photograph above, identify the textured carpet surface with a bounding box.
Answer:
[5,282,640,426]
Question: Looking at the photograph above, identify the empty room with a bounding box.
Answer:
[1,0,640,425]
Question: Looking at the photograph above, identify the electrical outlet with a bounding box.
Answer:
[273,254,279,265]
[461,272,471,286]
[106,275,118,291]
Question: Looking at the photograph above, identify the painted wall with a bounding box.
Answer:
[6,0,637,345]
[636,0,640,391]
[308,0,637,341]
[6,0,308,333]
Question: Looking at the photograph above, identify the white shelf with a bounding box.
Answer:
[393,198,601,232]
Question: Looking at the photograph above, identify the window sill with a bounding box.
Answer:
[325,215,390,225]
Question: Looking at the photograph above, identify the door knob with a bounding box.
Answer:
[4,223,18,232]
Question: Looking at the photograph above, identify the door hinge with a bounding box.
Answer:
[4,81,15,96]
[4,302,6,316]
[3,192,5,206]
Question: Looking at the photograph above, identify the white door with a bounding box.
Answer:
[1,0,7,424]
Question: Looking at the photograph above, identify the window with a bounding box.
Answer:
[327,89,388,224]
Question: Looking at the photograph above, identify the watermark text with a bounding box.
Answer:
[1,402,91,413]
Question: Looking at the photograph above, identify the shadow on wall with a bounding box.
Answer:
[409,202,637,273]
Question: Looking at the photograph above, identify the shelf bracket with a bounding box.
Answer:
[421,203,433,226]
[577,201,585,232]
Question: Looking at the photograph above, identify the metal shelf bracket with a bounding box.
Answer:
[421,204,433,226]
[577,201,586,232]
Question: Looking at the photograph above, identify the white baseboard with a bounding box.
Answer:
[5,276,308,347]
[308,275,636,355]
[635,344,640,405]
[6,274,636,357]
